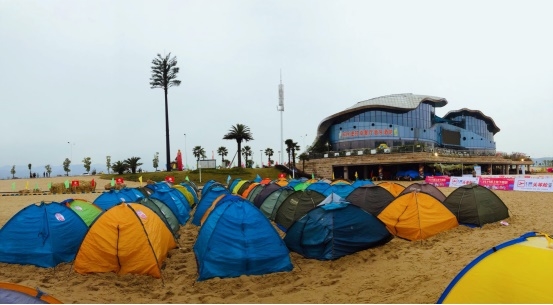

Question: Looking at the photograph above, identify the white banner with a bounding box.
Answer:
[513,177,553,192]
[449,176,479,188]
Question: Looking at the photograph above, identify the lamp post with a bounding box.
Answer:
[260,150,263,168]
[199,165,202,183]
[183,133,187,170]
[278,151,280,164]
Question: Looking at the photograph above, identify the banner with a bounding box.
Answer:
[478,177,514,190]
[424,176,450,187]
[513,177,553,192]
[449,176,479,187]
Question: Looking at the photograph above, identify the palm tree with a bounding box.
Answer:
[223,124,254,168]
[299,152,309,171]
[111,161,129,175]
[125,157,143,174]
[285,139,300,170]
[150,52,181,172]
[217,146,228,167]
[193,146,206,168]
[241,146,253,168]
[264,148,274,166]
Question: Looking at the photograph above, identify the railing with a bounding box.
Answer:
[308,145,497,160]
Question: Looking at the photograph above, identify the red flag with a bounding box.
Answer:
[91,179,95,187]
[165,176,175,183]
[116,177,124,184]
[176,150,183,171]
[71,180,80,187]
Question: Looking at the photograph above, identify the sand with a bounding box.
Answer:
[0,176,552,304]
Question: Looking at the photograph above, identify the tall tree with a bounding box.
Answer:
[223,124,254,168]
[10,165,15,179]
[193,146,206,169]
[111,161,129,175]
[45,165,52,177]
[106,155,111,174]
[82,157,92,173]
[28,163,32,178]
[217,146,228,167]
[150,52,181,172]
[63,158,71,176]
[153,152,160,171]
[241,146,253,168]
[264,148,274,166]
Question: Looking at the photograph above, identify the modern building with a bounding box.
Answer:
[303,93,530,180]
[312,93,499,154]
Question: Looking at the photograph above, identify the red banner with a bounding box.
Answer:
[424,176,450,187]
[478,177,514,190]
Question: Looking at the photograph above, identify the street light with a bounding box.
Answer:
[199,165,202,183]
[183,133,187,170]
[260,150,263,168]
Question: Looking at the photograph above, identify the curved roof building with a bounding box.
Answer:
[313,93,499,153]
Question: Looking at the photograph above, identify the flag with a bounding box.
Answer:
[176,150,183,171]
[64,180,70,189]
[11,182,15,191]
[34,183,38,190]
[91,179,95,188]
[47,182,51,190]
[25,181,29,190]
[332,172,335,180]
[254,174,261,183]
[226,175,231,185]
[116,177,124,184]
[185,176,190,182]
[355,171,359,180]
[312,173,314,179]
[111,177,115,187]
[138,176,142,186]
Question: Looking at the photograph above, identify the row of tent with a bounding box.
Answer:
[0,180,201,279]
[0,176,511,282]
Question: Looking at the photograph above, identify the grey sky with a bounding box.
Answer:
[1,0,552,172]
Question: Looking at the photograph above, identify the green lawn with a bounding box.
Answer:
[99,167,284,187]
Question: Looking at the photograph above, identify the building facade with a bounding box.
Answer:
[312,93,500,154]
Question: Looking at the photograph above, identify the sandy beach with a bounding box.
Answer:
[0,176,552,304]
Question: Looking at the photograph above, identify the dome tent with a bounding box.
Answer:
[194,195,293,281]
[442,183,509,227]
[284,195,392,260]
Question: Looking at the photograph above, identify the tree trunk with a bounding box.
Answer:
[164,87,171,171]
[237,141,242,168]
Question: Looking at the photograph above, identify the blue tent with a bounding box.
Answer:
[145,181,173,192]
[284,200,392,260]
[323,184,355,198]
[118,187,146,202]
[351,179,374,188]
[0,202,88,268]
[194,195,293,281]
[93,189,135,210]
[305,181,331,194]
[192,185,230,226]
[150,188,191,225]
[179,182,199,205]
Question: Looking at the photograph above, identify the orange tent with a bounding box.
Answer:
[74,203,176,278]
[240,182,260,199]
[377,181,406,197]
[378,192,458,241]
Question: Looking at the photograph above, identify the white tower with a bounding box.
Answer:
[277,71,284,164]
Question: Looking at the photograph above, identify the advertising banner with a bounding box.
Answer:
[424,176,450,187]
[449,176,479,188]
[478,177,515,190]
[513,177,553,192]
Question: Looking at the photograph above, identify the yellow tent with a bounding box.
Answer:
[377,181,406,197]
[438,232,553,303]
[378,192,458,241]
[74,203,176,278]
[173,184,195,207]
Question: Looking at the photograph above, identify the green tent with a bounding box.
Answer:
[442,183,509,227]
[62,198,102,227]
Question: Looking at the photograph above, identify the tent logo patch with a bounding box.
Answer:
[54,213,66,222]
[74,205,83,211]
[136,210,147,220]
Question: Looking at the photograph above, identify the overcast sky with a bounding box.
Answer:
[1,0,552,172]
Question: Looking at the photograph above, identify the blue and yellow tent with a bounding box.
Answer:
[438,231,553,303]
